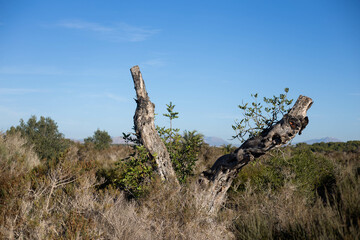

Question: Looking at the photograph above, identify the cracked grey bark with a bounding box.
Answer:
[130,66,179,185]
[198,95,313,213]
[129,65,313,214]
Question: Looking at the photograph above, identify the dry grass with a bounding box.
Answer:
[229,156,360,240]
[1,137,359,239]
[195,145,223,174]
[140,179,234,239]
[0,140,232,239]
[0,132,40,173]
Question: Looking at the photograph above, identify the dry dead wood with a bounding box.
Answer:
[130,65,313,213]
[130,66,179,185]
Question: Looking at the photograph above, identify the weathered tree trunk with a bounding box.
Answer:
[130,66,179,185]
[197,95,313,213]
[130,65,313,213]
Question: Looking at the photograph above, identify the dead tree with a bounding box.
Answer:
[130,66,179,186]
[130,65,313,213]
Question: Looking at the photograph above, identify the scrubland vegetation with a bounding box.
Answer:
[1,92,359,239]
[1,116,359,239]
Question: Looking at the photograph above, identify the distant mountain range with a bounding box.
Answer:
[112,136,232,146]
[112,136,128,144]
[71,137,128,144]
[204,136,230,147]
[203,136,344,147]
[298,137,343,145]
[203,136,345,147]
[74,136,343,147]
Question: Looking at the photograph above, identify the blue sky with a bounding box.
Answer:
[0,0,359,143]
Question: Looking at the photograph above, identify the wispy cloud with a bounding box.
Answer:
[58,21,113,32]
[0,106,24,119]
[349,93,360,96]
[0,88,48,95]
[0,65,124,77]
[82,92,128,102]
[209,114,238,120]
[105,93,127,102]
[58,20,160,42]
[142,59,166,67]
[0,65,64,75]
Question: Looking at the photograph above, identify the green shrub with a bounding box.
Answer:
[157,102,204,183]
[221,144,236,154]
[97,145,155,198]
[232,160,285,193]
[232,88,293,143]
[7,115,69,161]
[231,147,336,203]
[98,102,204,198]
[84,129,112,150]
[296,141,360,153]
[286,148,336,201]
[230,150,360,240]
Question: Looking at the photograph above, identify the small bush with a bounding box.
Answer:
[229,144,359,240]
[0,133,40,237]
[7,115,69,161]
[231,158,360,240]
[231,160,285,193]
[231,147,336,203]
[84,129,112,150]
[158,102,204,183]
[98,145,155,198]
[287,149,336,202]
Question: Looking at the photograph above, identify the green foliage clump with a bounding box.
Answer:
[230,144,360,240]
[232,147,336,201]
[221,144,236,154]
[286,148,335,201]
[303,140,360,153]
[7,115,69,161]
[232,88,293,143]
[232,160,284,193]
[100,102,204,197]
[84,129,112,150]
[157,102,204,183]
[98,145,154,198]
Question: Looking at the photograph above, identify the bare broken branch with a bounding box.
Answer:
[130,66,179,185]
